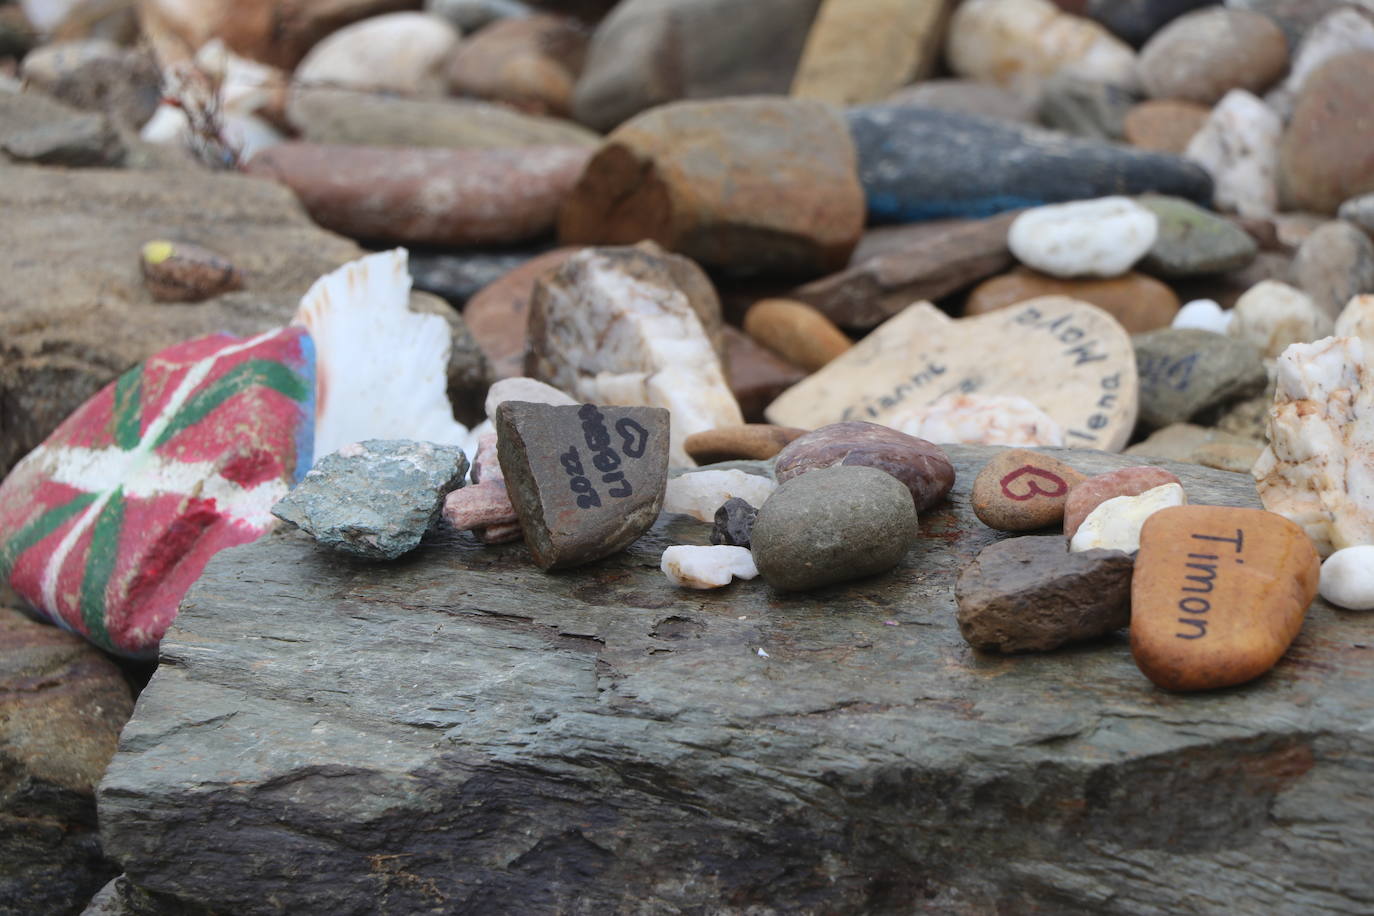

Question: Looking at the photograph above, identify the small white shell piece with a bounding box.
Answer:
[661,546,759,590]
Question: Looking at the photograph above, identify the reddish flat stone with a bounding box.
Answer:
[1063,465,1183,538]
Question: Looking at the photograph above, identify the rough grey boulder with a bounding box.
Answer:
[97,447,1374,915]
[2,608,133,915]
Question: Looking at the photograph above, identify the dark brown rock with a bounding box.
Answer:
[463,248,581,379]
[446,14,589,117]
[246,143,592,247]
[792,211,1015,329]
[710,496,759,547]
[1280,52,1374,215]
[1,607,133,914]
[722,325,808,423]
[774,420,955,512]
[496,401,670,570]
[559,97,864,277]
[139,240,245,303]
[955,536,1133,653]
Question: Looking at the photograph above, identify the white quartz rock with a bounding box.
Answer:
[526,248,744,467]
[661,545,759,590]
[1069,483,1187,553]
[1008,197,1158,279]
[484,377,577,419]
[892,394,1064,447]
[1253,336,1374,556]
[947,0,1140,94]
[1172,299,1234,335]
[294,13,460,97]
[1228,280,1333,359]
[663,470,776,522]
[1334,295,1374,349]
[1185,89,1282,219]
[1319,546,1374,610]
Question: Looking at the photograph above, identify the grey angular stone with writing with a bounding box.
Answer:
[751,464,917,592]
[1133,328,1268,429]
[94,445,1374,914]
[955,536,1134,653]
[710,497,758,548]
[1137,194,1259,277]
[271,440,469,561]
[496,401,670,570]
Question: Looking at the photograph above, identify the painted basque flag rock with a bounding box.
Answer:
[0,327,314,658]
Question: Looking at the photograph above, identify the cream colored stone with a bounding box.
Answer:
[946,0,1139,94]
[892,394,1064,447]
[662,470,777,522]
[293,13,460,97]
[1069,482,1186,553]
[527,248,744,467]
[791,0,951,106]
[1008,197,1158,279]
[1185,90,1282,219]
[484,377,576,419]
[1253,336,1374,556]
[1334,294,1374,349]
[1227,280,1333,358]
[661,545,759,589]
[765,296,1138,451]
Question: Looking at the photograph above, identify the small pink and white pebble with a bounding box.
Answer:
[661,545,759,589]
[443,432,518,531]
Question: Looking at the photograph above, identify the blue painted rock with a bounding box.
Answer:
[0,329,314,657]
[847,105,1213,223]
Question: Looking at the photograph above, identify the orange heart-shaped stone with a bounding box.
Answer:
[1131,505,1320,692]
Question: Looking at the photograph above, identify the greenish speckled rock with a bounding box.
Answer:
[272,440,468,560]
[1133,328,1268,429]
[1137,194,1259,277]
[751,464,917,591]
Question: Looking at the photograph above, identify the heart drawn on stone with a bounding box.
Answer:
[1000,466,1071,501]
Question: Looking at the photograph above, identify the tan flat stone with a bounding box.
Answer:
[1131,505,1320,692]
[971,448,1087,531]
[765,296,1138,451]
[743,298,853,372]
[683,424,809,464]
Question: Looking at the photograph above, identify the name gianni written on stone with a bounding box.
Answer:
[840,304,1126,443]
[560,404,650,509]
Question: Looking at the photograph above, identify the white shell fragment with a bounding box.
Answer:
[661,545,759,590]
[1253,336,1374,556]
[893,394,1065,447]
[1172,299,1234,335]
[293,248,468,463]
[1008,197,1158,279]
[662,470,777,523]
[1319,546,1374,610]
[1069,483,1187,553]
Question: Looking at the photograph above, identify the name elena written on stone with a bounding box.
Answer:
[1175,528,1244,640]
[839,305,1126,442]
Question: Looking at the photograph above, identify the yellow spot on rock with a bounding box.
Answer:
[142,241,175,264]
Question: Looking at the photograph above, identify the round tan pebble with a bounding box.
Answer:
[139,240,244,303]
[683,424,809,464]
[1063,466,1182,538]
[1131,505,1319,692]
[743,298,853,372]
[970,448,1087,532]
[963,268,1179,334]
[1122,100,1210,155]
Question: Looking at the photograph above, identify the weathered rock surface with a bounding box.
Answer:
[2,607,132,915]
[1134,328,1268,429]
[95,445,1374,914]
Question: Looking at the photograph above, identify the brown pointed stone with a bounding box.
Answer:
[742,298,853,372]
[1131,505,1320,692]
[970,449,1087,531]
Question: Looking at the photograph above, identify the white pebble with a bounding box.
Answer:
[1172,299,1234,335]
[661,545,758,590]
[1069,483,1186,553]
[1008,196,1158,278]
[662,470,776,522]
[1228,280,1333,359]
[1184,89,1281,219]
[1319,546,1374,610]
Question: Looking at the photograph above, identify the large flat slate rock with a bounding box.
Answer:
[98,446,1374,915]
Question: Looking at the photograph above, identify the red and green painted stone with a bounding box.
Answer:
[0,328,314,658]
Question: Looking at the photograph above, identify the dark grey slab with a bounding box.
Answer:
[98,446,1374,915]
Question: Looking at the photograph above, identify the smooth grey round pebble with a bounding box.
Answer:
[750,465,917,592]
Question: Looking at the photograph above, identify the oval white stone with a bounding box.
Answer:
[1008,196,1159,278]
[1172,299,1234,335]
[1069,483,1187,553]
[661,545,759,590]
[1319,546,1374,610]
